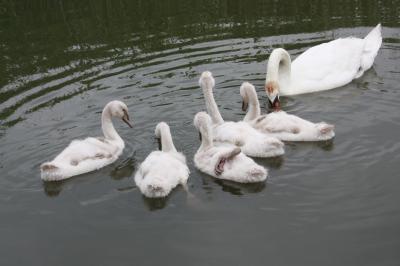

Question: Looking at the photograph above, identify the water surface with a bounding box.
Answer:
[1,1,400,265]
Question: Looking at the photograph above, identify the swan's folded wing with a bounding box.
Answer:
[361,24,382,71]
[291,38,365,94]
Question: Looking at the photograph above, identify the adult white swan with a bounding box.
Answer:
[199,71,284,158]
[40,100,132,181]
[194,112,267,183]
[135,122,190,198]
[265,24,382,109]
[241,82,335,141]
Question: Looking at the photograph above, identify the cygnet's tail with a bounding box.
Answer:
[155,122,177,152]
[358,23,382,76]
[40,162,62,181]
[317,123,335,137]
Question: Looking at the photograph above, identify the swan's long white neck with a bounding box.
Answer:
[201,83,224,125]
[243,86,261,121]
[266,48,292,93]
[155,123,177,152]
[102,106,122,142]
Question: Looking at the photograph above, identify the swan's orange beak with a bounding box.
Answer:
[122,110,133,128]
[265,83,280,111]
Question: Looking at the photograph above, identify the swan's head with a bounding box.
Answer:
[265,81,280,111]
[199,71,215,91]
[106,100,133,128]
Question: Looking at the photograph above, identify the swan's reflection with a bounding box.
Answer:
[285,139,335,151]
[141,196,169,210]
[110,156,136,180]
[201,174,266,196]
[140,187,181,211]
[256,155,285,169]
[42,180,64,197]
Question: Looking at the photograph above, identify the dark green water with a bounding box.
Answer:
[1,1,400,265]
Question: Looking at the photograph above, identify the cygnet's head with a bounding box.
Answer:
[106,100,133,128]
[240,82,256,112]
[194,112,211,132]
[199,71,215,91]
[194,111,213,142]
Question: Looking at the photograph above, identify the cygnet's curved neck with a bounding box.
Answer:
[243,86,261,121]
[201,83,224,125]
[266,48,292,92]
[155,123,177,152]
[199,121,213,149]
[102,106,122,141]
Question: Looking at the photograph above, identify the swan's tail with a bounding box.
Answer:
[358,23,382,77]
[147,184,165,194]
[155,122,177,152]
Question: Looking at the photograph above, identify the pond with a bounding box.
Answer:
[1,1,399,265]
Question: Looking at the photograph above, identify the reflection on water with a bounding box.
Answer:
[284,139,335,152]
[109,153,137,180]
[256,155,285,169]
[42,180,64,197]
[1,0,400,265]
[211,178,266,196]
[142,195,170,211]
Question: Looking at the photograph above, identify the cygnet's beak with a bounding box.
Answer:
[122,110,133,128]
[157,137,162,150]
[242,100,248,112]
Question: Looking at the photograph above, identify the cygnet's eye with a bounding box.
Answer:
[117,107,124,116]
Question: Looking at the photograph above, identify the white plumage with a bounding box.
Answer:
[240,82,335,141]
[199,71,285,158]
[194,112,267,183]
[134,122,189,198]
[40,100,133,181]
[265,24,382,107]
